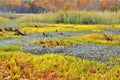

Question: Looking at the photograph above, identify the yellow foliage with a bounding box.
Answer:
[20,24,116,33]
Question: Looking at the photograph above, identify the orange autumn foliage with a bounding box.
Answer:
[0,0,119,11]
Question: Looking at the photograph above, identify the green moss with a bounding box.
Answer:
[71,34,120,46]
[31,34,120,46]
[0,45,20,52]
[31,38,80,47]
[0,31,20,40]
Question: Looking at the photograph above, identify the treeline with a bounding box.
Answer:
[0,0,120,13]
[0,0,49,13]
[0,4,48,13]
[33,0,120,11]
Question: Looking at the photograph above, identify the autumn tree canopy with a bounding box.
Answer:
[0,0,120,13]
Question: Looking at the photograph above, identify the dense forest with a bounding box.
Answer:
[0,0,120,13]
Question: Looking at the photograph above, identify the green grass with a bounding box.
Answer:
[0,17,9,23]
[0,11,120,35]
[0,51,119,80]
[1,11,120,29]
[14,11,120,24]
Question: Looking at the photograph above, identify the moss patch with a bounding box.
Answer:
[31,34,120,46]
[20,24,118,33]
[0,51,119,80]
[0,31,20,40]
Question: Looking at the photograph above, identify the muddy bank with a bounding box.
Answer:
[0,31,93,46]
[24,43,120,62]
